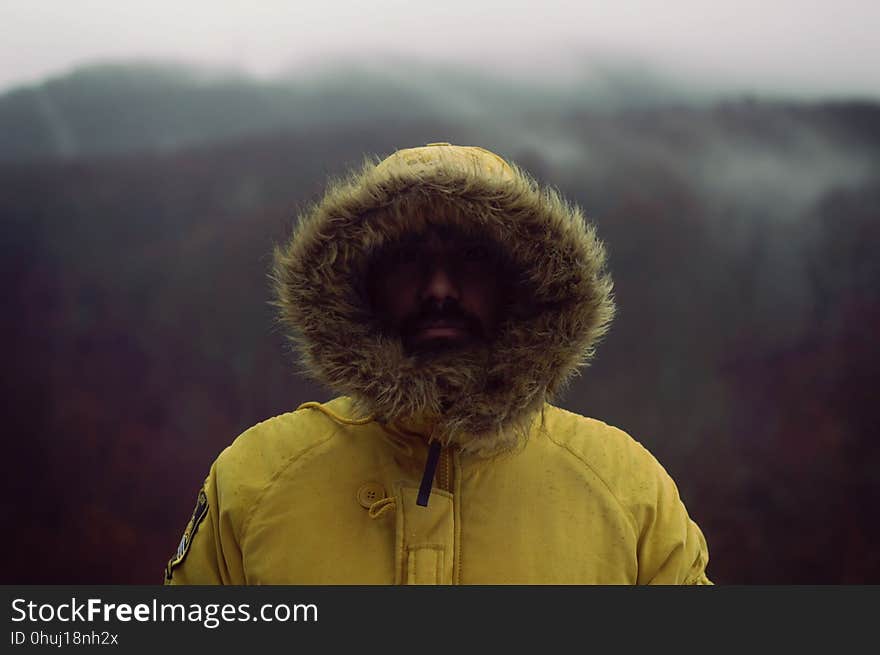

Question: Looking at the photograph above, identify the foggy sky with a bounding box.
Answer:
[2,0,878,97]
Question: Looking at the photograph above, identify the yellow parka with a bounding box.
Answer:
[166,396,710,584]
[165,143,711,584]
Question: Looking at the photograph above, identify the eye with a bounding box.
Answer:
[395,246,420,263]
[382,245,421,270]
[463,244,492,262]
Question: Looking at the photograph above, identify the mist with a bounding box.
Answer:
[2,0,878,97]
[1,3,878,586]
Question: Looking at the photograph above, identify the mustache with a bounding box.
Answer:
[401,307,481,335]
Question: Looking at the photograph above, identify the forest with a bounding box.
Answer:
[2,62,878,583]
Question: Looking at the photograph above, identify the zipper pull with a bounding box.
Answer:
[416,440,442,507]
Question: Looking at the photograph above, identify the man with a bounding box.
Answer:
[164,142,711,584]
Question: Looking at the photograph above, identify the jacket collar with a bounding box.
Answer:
[391,412,439,440]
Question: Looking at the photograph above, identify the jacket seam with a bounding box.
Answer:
[238,422,343,580]
[682,549,707,585]
[543,430,640,542]
[453,450,462,585]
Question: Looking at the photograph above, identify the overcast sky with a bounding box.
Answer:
[2,1,878,97]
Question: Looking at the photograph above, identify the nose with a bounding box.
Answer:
[420,261,460,304]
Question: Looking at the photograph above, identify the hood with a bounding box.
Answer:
[271,142,615,456]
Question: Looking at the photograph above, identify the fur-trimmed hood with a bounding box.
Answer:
[271,142,615,456]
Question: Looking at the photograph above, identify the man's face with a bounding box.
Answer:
[366,229,511,356]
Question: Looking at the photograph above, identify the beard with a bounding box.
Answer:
[346,311,539,458]
[403,330,480,359]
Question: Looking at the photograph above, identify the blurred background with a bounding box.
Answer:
[1,1,877,584]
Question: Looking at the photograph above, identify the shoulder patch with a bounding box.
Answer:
[164,485,209,581]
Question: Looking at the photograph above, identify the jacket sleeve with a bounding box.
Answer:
[632,447,712,585]
[163,458,246,585]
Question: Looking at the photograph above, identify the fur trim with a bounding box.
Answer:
[270,144,615,456]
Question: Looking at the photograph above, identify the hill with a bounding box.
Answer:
[1,63,878,583]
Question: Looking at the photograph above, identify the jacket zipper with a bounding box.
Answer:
[439,446,452,493]
[416,441,454,506]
